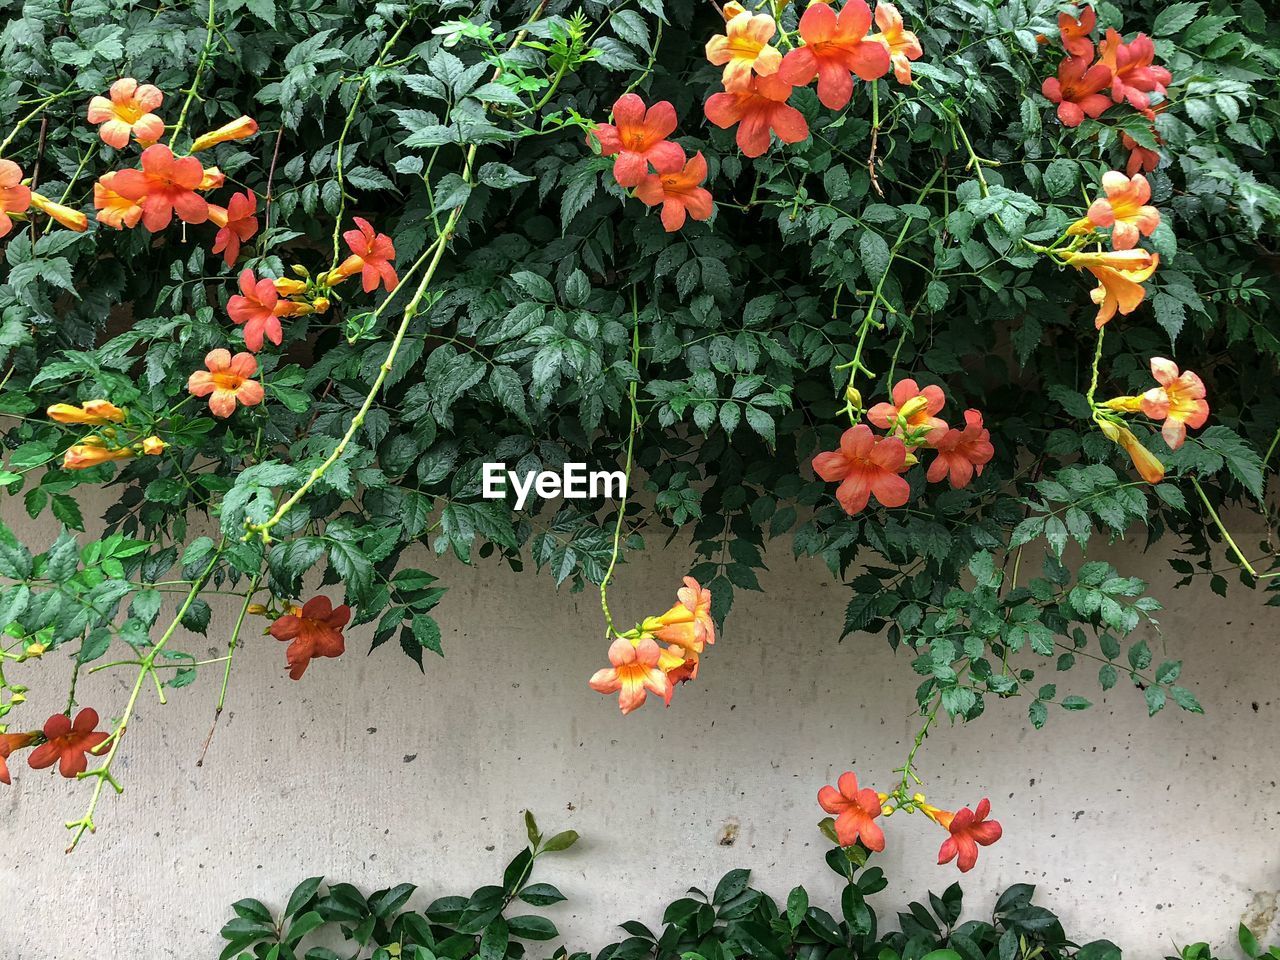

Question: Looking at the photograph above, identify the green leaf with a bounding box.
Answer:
[479,917,509,960]
[479,162,534,189]
[1154,1,1203,34]
[540,830,579,852]
[786,886,808,929]
[518,883,566,907]
[713,869,750,905]
[1170,685,1204,714]
[1144,685,1167,716]
[507,916,558,941]
[51,494,85,531]
[858,231,891,283]
[45,531,80,583]
[1194,426,1264,499]
[285,877,324,918]
[1043,159,1078,198]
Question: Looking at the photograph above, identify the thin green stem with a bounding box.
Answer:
[599,290,642,639]
[249,198,464,540]
[198,572,261,766]
[247,5,547,539]
[838,169,943,422]
[1191,477,1273,578]
[0,90,72,157]
[65,542,224,852]
[329,13,417,267]
[899,695,940,795]
[1086,326,1105,407]
[169,0,219,147]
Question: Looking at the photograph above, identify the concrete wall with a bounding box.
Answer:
[1,513,1277,959]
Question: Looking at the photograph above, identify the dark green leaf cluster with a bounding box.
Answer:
[219,817,1269,960]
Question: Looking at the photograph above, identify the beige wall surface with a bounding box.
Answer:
[1,506,1278,959]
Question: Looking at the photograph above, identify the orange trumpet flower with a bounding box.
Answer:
[1041,55,1113,127]
[187,349,265,418]
[109,144,210,232]
[869,2,923,85]
[1097,418,1165,484]
[1057,5,1096,59]
[818,771,886,851]
[1069,171,1161,250]
[634,150,714,232]
[62,437,136,470]
[190,116,260,153]
[779,0,890,109]
[924,798,1003,872]
[93,171,144,230]
[704,73,809,158]
[0,159,32,238]
[589,93,685,188]
[588,636,673,715]
[29,193,87,232]
[641,576,715,659]
[209,190,259,266]
[1060,248,1158,328]
[811,424,911,516]
[47,400,126,425]
[1140,357,1208,451]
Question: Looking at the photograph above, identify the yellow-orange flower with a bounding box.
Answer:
[47,400,125,425]
[86,78,165,149]
[706,2,782,91]
[63,437,135,470]
[198,166,226,191]
[189,116,259,153]
[640,576,715,659]
[94,172,144,230]
[140,436,167,456]
[273,277,308,297]
[30,193,88,232]
[870,2,923,84]
[1060,248,1158,328]
[1068,171,1161,250]
[663,643,699,685]
[1097,418,1165,484]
